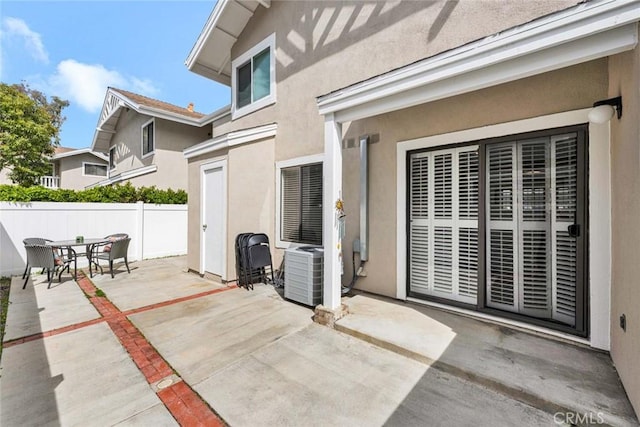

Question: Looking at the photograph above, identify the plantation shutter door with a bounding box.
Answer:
[432,151,454,295]
[486,143,518,312]
[518,139,552,319]
[408,146,478,304]
[551,133,579,326]
[457,148,479,300]
[281,167,301,242]
[409,153,430,294]
[301,163,323,245]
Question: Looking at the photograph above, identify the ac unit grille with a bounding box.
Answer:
[284,247,323,306]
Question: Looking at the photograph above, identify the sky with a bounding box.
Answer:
[0,0,229,149]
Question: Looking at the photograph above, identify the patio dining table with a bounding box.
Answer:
[46,238,109,280]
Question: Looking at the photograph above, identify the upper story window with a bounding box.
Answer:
[142,118,155,158]
[83,162,108,177]
[109,146,116,169]
[231,33,276,119]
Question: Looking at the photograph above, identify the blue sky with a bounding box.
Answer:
[0,1,229,149]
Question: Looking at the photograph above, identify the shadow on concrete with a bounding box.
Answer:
[1,276,61,426]
[340,292,639,426]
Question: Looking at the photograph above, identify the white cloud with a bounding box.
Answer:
[41,59,160,113]
[2,17,49,64]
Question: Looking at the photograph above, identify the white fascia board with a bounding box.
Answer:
[185,0,229,71]
[199,105,232,125]
[317,0,640,122]
[53,149,109,162]
[183,123,277,159]
[89,164,158,188]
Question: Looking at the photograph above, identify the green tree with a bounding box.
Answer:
[0,83,69,186]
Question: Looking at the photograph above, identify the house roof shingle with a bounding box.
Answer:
[54,146,76,155]
[110,88,205,119]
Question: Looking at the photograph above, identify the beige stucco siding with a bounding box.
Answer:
[608,42,640,416]
[185,138,275,276]
[110,111,209,190]
[340,59,608,298]
[57,153,107,190]
[210,0,576,161]
[188,0,577,281]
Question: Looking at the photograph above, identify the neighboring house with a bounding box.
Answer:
[184,0,640,416]
[46,146,109,190]
[89,87,215,190]
[0,146,108,190]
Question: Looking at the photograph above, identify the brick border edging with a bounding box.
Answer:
[75,272,228,426]
[6,272,234,426]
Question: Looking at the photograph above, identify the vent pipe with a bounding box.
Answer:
[359,135,369,261]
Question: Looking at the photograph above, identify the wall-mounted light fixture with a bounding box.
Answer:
[588,96,622,124]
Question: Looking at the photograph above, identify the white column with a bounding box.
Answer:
[323,114,342,310]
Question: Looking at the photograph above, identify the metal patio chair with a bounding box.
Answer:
[23,244,73,289]
[92,237,131,278]
[22,237,53,279]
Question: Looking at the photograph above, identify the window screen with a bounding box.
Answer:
[236,48,271,110]
[84,163,107,177]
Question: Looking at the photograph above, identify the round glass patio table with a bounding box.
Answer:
[46,238,109,279]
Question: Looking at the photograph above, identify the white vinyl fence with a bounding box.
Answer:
[0,201,187,277]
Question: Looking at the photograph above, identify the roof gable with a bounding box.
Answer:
[185,0,271,85]
[91,87,209,153]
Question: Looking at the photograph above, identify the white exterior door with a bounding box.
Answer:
[201,161,226,277]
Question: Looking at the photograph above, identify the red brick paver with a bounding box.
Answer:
[6,272,231,426]
[74,272,227,426]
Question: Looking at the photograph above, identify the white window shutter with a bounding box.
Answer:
[281,167,301,242]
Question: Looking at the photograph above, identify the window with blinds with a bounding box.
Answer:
[280,163,323,245]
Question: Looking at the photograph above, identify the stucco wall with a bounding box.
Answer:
[609,43,640,416]
[110,111,209,190]
[340,59,608,298]
[188,0,577,284]
[185,138,275,277]
[210,0,576,161]
[57,153,108,190]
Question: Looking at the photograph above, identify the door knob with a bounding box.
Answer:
[203,224,207,231]
[568,224,580,237]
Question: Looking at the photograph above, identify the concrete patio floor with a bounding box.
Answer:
[1,256,638,426]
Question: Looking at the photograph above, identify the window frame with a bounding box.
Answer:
[275,154,324,249]
[141,118,155,159]
[82,162,108,177]
[231,33,276,120]
[109,146,116,173]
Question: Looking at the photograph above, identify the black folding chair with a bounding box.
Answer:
[246,233,274,288]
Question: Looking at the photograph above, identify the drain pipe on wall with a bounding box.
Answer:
[342,135,369,295]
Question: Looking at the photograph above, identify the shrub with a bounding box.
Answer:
[0,183,187,204]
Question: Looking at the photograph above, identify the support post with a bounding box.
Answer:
[322,114,343,310]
